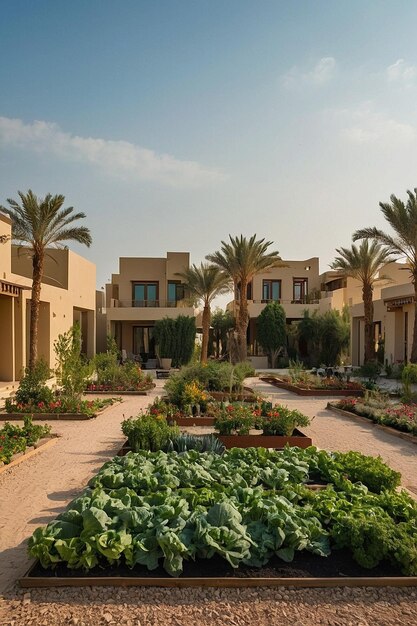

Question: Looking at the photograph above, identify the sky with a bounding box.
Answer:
[1,0,417,302]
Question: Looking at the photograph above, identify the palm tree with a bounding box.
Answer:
[207,235,281,362]
[175,263,231,363]
[331,240,394,363]
[0,190,92,370]
[353,188,417,361]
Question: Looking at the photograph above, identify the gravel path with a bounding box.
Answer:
[1,378,417,625]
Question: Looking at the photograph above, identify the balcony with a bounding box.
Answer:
[246,299,320,319]
[107,298,196,322]
[111,299,189,308]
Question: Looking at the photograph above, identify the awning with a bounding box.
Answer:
[384,295,414,311]
[0,280,28,297]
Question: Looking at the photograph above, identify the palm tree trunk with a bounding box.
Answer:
[363,283,374,363]
[29,248,44,370]
[201,303,211,364]
[410,278,417,363]
[237,279,248,362]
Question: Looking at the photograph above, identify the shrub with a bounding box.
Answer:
[14,359,53,406]
[360,361,382,384]
[154,316,196,367]
[401,363,417,403]
[164,361,255,405]
[54,324,92,402]
[214,404,255,435]
[261,406,310,436]
[121,414,180,452]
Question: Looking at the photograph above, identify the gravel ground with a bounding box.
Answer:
[1,378,417,625]
[1,586,417,626]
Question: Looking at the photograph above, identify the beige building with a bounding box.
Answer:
[351,276,414,366]
[227,258,322,366]
[105,252,196,362]
[0,212,96,382]
[227,256,412,367]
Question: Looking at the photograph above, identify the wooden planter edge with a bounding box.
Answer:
[216,431,312,449]
[0,436,59,475]
[19,558,417,589]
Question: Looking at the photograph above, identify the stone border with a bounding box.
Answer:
[0,436,59,475]
[326,404,417,446]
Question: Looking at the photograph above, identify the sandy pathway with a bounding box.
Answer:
[0,384,163,595]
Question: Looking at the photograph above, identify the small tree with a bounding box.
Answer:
[257,302,286,367]
[154,316,196,368]
[54,323,92,403]
[318,309,350,366]
[211,309,235,358]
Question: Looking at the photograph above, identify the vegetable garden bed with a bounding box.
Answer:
[0,407,112,421]
[0,436,59,474]
[1,399,121,421]
[326,404,417,446]
[261,377,364,397]
[22,446,417,588]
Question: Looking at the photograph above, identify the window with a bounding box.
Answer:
[167,281,185,306]
[133,326,156,358]
[293,278,308,303]
[132,282,158,307]
[262,279,281,302]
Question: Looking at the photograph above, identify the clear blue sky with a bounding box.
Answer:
[1,1,417,294]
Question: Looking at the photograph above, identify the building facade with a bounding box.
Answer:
[105,252,196,362]
[0,212,96,382]
[227,256,411,367]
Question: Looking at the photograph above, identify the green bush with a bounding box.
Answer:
[121,414,180,452]
[401,363,417,402]
[154,315,196,367]
[360,361,382,383]
[14,359,53,406]
[164,361,255,405]
[54,324,92,402]
[262,406,310,436]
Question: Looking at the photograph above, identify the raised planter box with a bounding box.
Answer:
[216,429,312,449]
[0,405,115,421]
[0,436,59,474]
[326,404,417,446]
[261,377,364,397]
[0,412,92,421]
[19,553,417,588]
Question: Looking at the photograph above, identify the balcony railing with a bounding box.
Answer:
[110,299,191,308]
[250,298,320,305]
